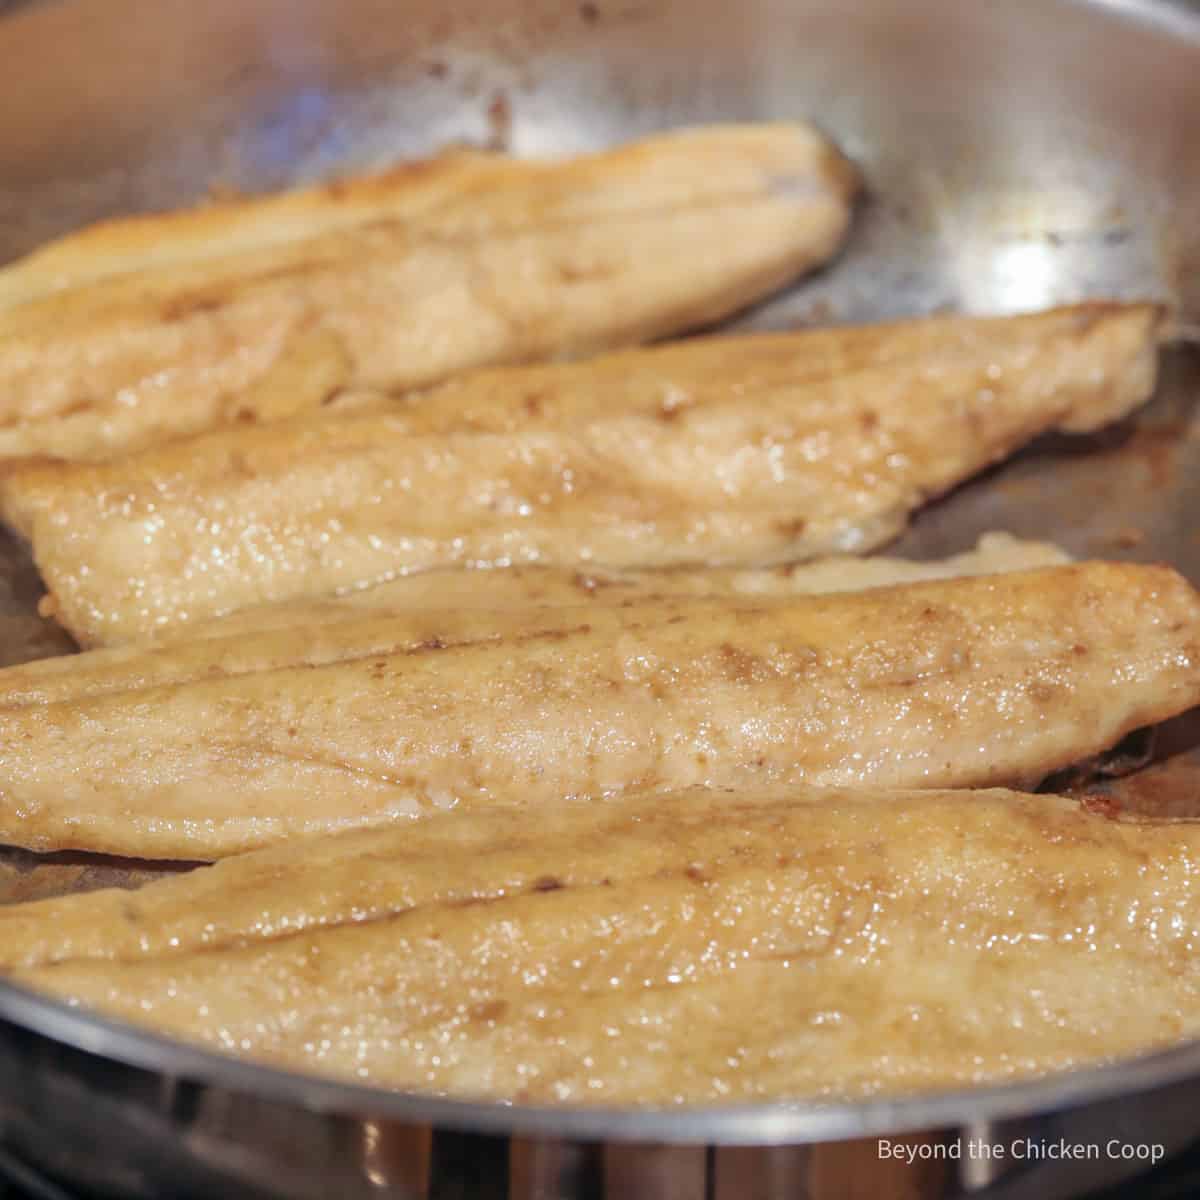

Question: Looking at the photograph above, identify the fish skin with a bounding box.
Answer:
[11,784,1200,1104]
[0,302,1159,647]
[0,124,857,462]
[0,532,1069,707]
[0,562,1194,860]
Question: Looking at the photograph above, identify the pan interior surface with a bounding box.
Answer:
[0,0,1198,1149]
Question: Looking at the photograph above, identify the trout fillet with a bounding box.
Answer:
[0,124,857,462]
[0,302,1159,646]
[185,530,1071,639]
[0,562,1194,860]
[0,532,1069,706]
[11,785,1200,1104]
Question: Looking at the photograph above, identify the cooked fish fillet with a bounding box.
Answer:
[0,532,1069,706]
[189,530,1070,640]
[0,302,1158,647]
[12,785,1200,1103]
[0,562,1194,860]
[0,124,857,462]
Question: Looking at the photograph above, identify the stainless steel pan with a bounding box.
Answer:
[1,0,1199,1196]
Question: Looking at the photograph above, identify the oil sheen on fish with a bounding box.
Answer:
[0,124,857,462]
[11,785,1200,1104]
[0,562,1195,860]
[0,532,1069,706]
[0,302,1159,646]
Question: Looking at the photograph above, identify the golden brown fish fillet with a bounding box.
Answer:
[0,302,1158,646]
[12,785,1200,1104]
[189,530,1070,639]
[0,562,1194,860]
[0,533,1069,706]
[0,124,857,462]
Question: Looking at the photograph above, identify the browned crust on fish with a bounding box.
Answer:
[0,124,858,460]
[0,562,1193,859]
[10,784,1200,1104]
[0,303,1159,646]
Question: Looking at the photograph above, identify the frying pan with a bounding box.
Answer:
[0,0,1199,1195]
